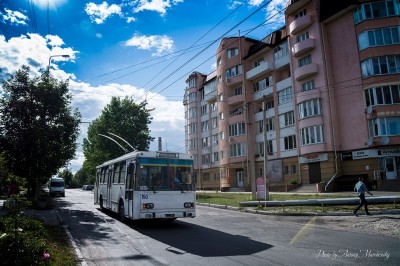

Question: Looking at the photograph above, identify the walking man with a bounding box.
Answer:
[353,176,373,217]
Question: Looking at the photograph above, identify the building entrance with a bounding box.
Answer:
[309,162,322,184]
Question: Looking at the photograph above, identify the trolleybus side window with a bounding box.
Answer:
[126,163,135,190]
[113,163,120,183]
[119,161,126,184]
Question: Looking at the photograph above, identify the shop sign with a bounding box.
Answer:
[299,153,328,164]
[378,148,400,156]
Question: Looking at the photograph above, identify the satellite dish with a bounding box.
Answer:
[381,136,389,145]
[367,137,374,146]
[367,106,373,114]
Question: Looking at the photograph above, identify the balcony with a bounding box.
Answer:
[276,77,292,91]
[227,94,244,106]
[225,74,242,86]
[294,63,318,80]
[292,38,315,57]
[253,86,273,101]
[289,15,312,35]
[285,0,312,15]
[246,61,274,80]
[274,54,289,70]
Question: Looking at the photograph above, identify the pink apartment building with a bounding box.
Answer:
[183,0,400,192]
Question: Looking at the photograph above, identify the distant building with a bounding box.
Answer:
[183,0,400,192]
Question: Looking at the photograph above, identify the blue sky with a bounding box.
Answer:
[0,0,286,172]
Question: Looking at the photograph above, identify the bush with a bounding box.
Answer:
[0,216,48,265]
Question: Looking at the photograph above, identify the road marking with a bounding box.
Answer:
[290,216,317,245]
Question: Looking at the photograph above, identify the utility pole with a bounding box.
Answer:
[263,95,269,203]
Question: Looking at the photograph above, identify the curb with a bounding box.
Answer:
[196,202,400,217]
[55,208,88,266]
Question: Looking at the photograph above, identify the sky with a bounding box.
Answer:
[0,0,286,173]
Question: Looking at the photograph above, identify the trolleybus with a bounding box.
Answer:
[94,151,196,222]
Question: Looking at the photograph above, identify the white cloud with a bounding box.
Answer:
[133,0,184,16]
[0,33,76,77]
[1,8,29,25]
[248,0,264,6]
[125,33,174,56]
[85,2,122,24]
[0,33,185,172]
[265,0,287,27]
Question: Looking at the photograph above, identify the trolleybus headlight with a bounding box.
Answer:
[143,203,154,209]
[184,202,194,208]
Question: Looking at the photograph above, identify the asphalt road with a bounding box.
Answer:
[54,189,400,266]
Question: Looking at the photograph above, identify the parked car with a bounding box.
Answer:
[82,185,93,191]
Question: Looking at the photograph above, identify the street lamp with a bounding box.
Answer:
[48,54,70,70]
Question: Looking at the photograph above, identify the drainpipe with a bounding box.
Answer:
[320,22,338,192]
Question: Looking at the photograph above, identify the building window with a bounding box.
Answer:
[218,94,223,102]
[233,86,243,96]
[202,137,209,148]
[365,84,400,106]
[212,134,219,145]
[278,87,293,105]
[202,154,210,164]
[294,9,307,19]
[219,112,224,120]
[368,117,400,136]
[299,54,312,67]
[254,58,264,67]
[220,131,225,140]
[202,173,210,181]
[220,150,225,160]
[281,111,295,127]
[253,76,272,93]
[189,107,197,118]
[226,65,243,80]
[229,122,246,137]
[354,0,400,24]
[189,92,197,103]
[204,78,217,95]
[188,77,197,88]
[211,102,217,111]
[229,143,246,157]
[291,164,297,174]
[301,80,315,92]
[284,135,297,150]
[298,98,322,119]
[283,165,289,175]
[274,41,288,60]
[201,104,208,116]
[361,55,400,78]
[296,32,309,43]
[217,57,222,67]
[300,125,324,145]
[265,117,275,132]
[212,152,219,162]
[189,139,197,149]
[227,47,239,58]
[189,122,197,133]
[201,120,209,132]
[212,117,218,128]
[358,26,400,51]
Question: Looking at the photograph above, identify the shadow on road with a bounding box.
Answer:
[127,219,273,257]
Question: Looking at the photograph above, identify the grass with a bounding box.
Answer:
[196,192,399,214]
[44,224,79,265]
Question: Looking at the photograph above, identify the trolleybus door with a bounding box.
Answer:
[126,162,135,218]
[106,167,113,208]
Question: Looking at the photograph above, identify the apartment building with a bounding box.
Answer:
[183,0,400,192]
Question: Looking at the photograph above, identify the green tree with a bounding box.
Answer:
[58,168,73,188]
[0,66,81,197]
[83,97,153,179]
[72,168,90,188]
